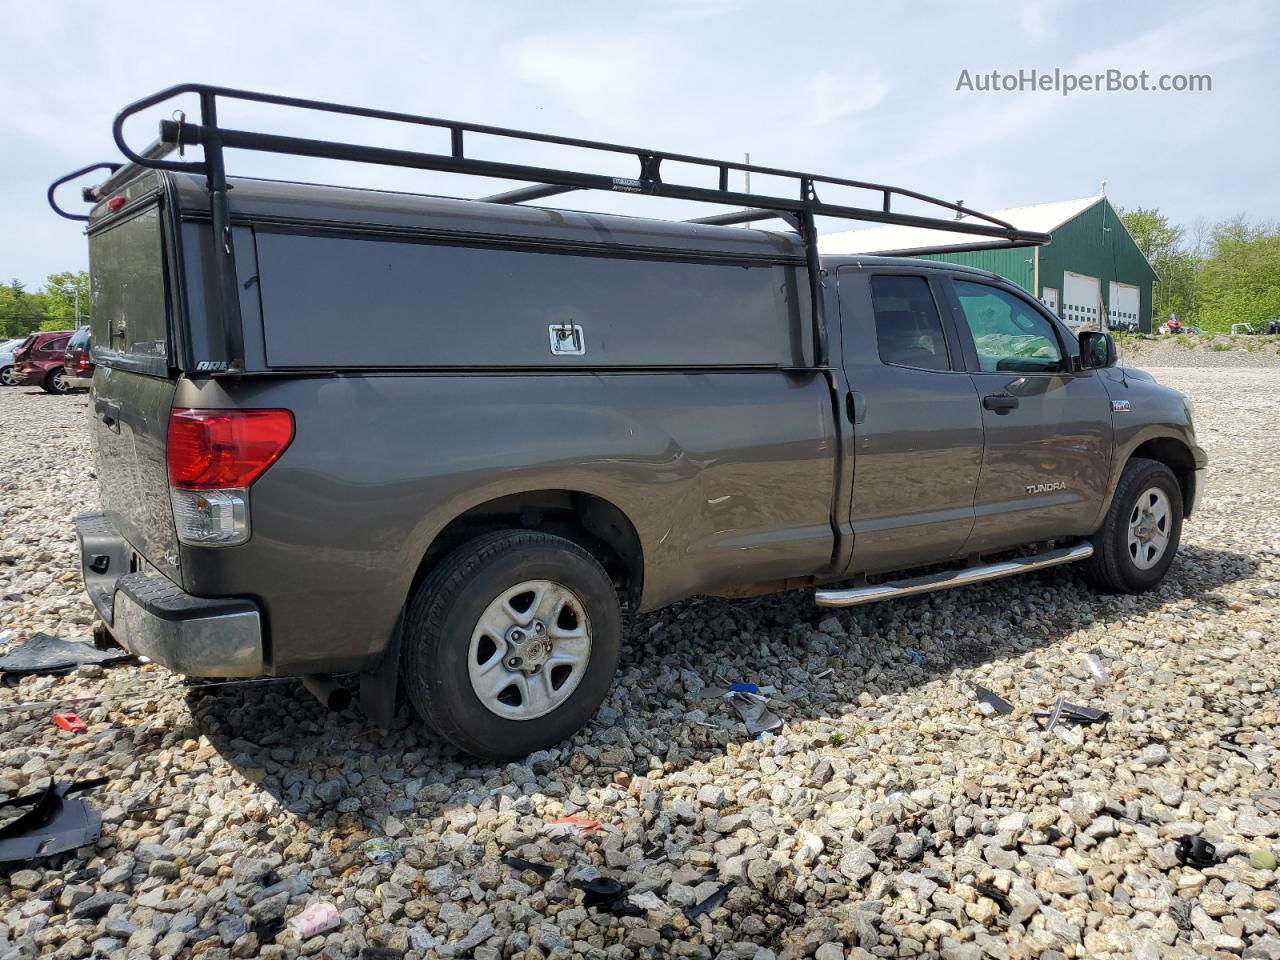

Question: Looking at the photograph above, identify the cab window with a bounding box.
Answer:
[869,275,951,371]
[953,280,1063,373]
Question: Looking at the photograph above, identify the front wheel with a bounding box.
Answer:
[401,530,622,760]
[1084,457,1183,593]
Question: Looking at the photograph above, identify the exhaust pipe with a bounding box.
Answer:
[302,674,352,712]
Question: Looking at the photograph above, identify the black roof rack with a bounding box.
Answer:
[48,83,1052,373]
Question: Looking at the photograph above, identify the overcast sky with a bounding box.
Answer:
[3,0,1276,286]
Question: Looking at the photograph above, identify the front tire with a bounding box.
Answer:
[1085,457,1183,593]
[402,530,622,760]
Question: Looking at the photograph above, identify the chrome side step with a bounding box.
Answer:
[814,542,1094,608]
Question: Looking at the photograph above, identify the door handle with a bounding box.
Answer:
[983,394,1019,415]
[845,390,866,424]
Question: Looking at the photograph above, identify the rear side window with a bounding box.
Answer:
[253,233,810,368]
[89,207,168,372]
[953,280,1063,373]
[869,275,951,371]
[39,337,70,354]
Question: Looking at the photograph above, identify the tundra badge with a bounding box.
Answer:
[1111,399,1131,412]
[1026,480,1067,495]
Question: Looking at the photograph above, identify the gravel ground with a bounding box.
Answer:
[1,367,1277,960]
[1117,335,1280,368]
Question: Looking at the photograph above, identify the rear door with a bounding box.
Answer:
[837,268,985,573]
[945,278,1112,553]
[87,202,182,580]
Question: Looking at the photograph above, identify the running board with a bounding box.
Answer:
[814,542,1094,608]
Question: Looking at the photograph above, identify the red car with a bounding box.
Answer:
[62,326,94,389]
[13,330,75,393]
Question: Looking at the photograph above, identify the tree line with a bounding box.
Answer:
[1119,210,1280,333]
[0,271,90,339]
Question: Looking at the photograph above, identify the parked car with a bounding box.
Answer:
[62,326,94,389]
[0,337,28,386]
[56,86,1207,759]
[1264,319,1280,335]
[13,330,75,393]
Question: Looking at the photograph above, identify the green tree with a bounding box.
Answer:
[1197,217,1280,333]
[1119,207,1197,324]
[0,279,47,338]
[37,270,91,330]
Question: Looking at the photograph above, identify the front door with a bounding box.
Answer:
[945,278,1113,553]
[837,269,984,573]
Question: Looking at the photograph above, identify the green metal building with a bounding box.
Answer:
[821,195,1159,332]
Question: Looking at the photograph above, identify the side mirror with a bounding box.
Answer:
[1076,331,1116,370]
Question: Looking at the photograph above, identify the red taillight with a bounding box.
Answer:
[107,195,126,211]
[77,356,90,369]
[167,408,294,491]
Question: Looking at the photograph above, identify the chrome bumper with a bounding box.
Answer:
[75,512,263,677]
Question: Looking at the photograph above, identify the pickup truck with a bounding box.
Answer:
[51,85,1206,759]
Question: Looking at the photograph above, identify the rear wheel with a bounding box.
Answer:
[44,369,70,394]
[401,530,622,759]
[0,365,15,387]
[1084,457,1183,593]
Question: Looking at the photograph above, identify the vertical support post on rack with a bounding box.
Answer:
[799,181,827,368]
[200,90,243,371]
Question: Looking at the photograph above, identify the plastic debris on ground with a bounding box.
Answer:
[1082,651,1110,683]
[503,855,554,878]
[704,682,784,736]
[1176,835,1218,868]
[905,649,925,666]
[542,815,601,841]
[0,632,137,676]
[0,777,107,864]
[974,685,1014,717]
[575,876,643,916]
[360,836,399,865]
[52,711,88,733]
[628,890,665,911]
[1034,697,1109,732]
[287,901,341,937]
[685,880,734,920]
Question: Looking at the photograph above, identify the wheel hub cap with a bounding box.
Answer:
[1127,487,1172,570]
[468,580,593,720]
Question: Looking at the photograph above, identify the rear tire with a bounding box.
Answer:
[44,369,70,394]
[401,530,622,760]
[1084,457,1183,593]
[0,365,15,387]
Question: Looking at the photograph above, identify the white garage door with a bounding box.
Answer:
[1109,282,1141,332]
[1062,272,1102,329]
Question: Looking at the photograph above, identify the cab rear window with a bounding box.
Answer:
[89,206,168,374]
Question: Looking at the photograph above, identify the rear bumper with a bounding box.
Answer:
[75,512,264,677]
[64,376,93,390]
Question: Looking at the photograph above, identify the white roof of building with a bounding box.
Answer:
[820,195,1104,256]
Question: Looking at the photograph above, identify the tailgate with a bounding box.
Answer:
[88,203,182,581]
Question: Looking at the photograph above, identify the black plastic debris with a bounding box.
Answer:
[571,876,641,916]
[975,881,1012,914]
[974,685,1014,717]
[1176,836,1218,869]
[503,855,554,879]
[360,949,404,960]
[685,880,734,921]
[0,632,136,676]
[0,778,107,863]
[1034,697,1109,732]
